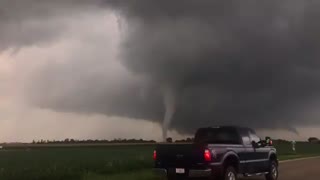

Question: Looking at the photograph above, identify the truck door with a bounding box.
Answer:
[238,129,253,174]
[248,130,269,173]
[238,128,260,174]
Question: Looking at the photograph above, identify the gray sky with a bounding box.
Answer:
[0,5,173,142]
[1,0,320,142]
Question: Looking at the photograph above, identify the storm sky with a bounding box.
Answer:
[1,0,320,142]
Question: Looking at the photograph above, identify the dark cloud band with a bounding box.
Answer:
[2,0,320,139]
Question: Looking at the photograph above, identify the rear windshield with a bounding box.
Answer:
[194,127,241,144]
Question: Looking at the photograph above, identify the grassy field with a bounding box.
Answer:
[0,145,154,180]
[0,141,319,180]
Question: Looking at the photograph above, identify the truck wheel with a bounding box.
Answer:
[224,166,237,180]
[265,160,278,180]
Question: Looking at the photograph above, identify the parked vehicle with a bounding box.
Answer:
[153,126,278,180]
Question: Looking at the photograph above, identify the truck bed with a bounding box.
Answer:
[155,143,207,169]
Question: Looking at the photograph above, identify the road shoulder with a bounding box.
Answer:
[280,156,320,163]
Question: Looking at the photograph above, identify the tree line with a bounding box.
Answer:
[166,137,194,143]
[31,138,156,144]
[308,137,320,143]
[29,137,318,144]
[31,137,195,144]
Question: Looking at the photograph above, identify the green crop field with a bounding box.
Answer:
[0,145,155,180]
[0,141,319,180]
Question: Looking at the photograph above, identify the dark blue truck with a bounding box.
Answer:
[153,126,278,180]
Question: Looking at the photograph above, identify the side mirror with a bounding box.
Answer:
[265,136,271,140]
[265,137,273,146]
[259,140,267,147]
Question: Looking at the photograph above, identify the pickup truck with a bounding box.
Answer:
[153,126,278,180]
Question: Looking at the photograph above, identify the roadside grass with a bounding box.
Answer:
[275,141,320,161]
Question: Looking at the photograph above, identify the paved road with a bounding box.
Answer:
[241,157,320,180]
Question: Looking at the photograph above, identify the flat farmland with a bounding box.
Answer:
[0,144,155,180]
[0,141,319,180]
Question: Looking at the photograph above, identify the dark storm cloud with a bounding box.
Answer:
[4,0,320,137]
[28,59,164,121]
[106,0,320,134]
[0,0,164,122]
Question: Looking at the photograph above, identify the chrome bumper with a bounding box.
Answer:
[153,168,212,178]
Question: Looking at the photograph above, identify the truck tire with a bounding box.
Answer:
[265,160,278,180]
[224,166,237,180]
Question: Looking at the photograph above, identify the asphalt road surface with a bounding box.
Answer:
[241,157,320,180]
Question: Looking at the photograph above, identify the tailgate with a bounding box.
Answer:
[155,144,206,169]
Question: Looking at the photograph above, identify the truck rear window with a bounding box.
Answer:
[194,127,241,144]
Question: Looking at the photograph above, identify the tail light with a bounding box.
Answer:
[204,149,212,162]
[153,150,157,161]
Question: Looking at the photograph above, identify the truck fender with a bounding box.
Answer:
[221,151,240,168]
[222,151,239,160]
[268,151,278,163]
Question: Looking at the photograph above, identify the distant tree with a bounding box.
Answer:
[275,139,289,143]
[32,140,36,144]
[308,137,319,143]
[166,137,173,143]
